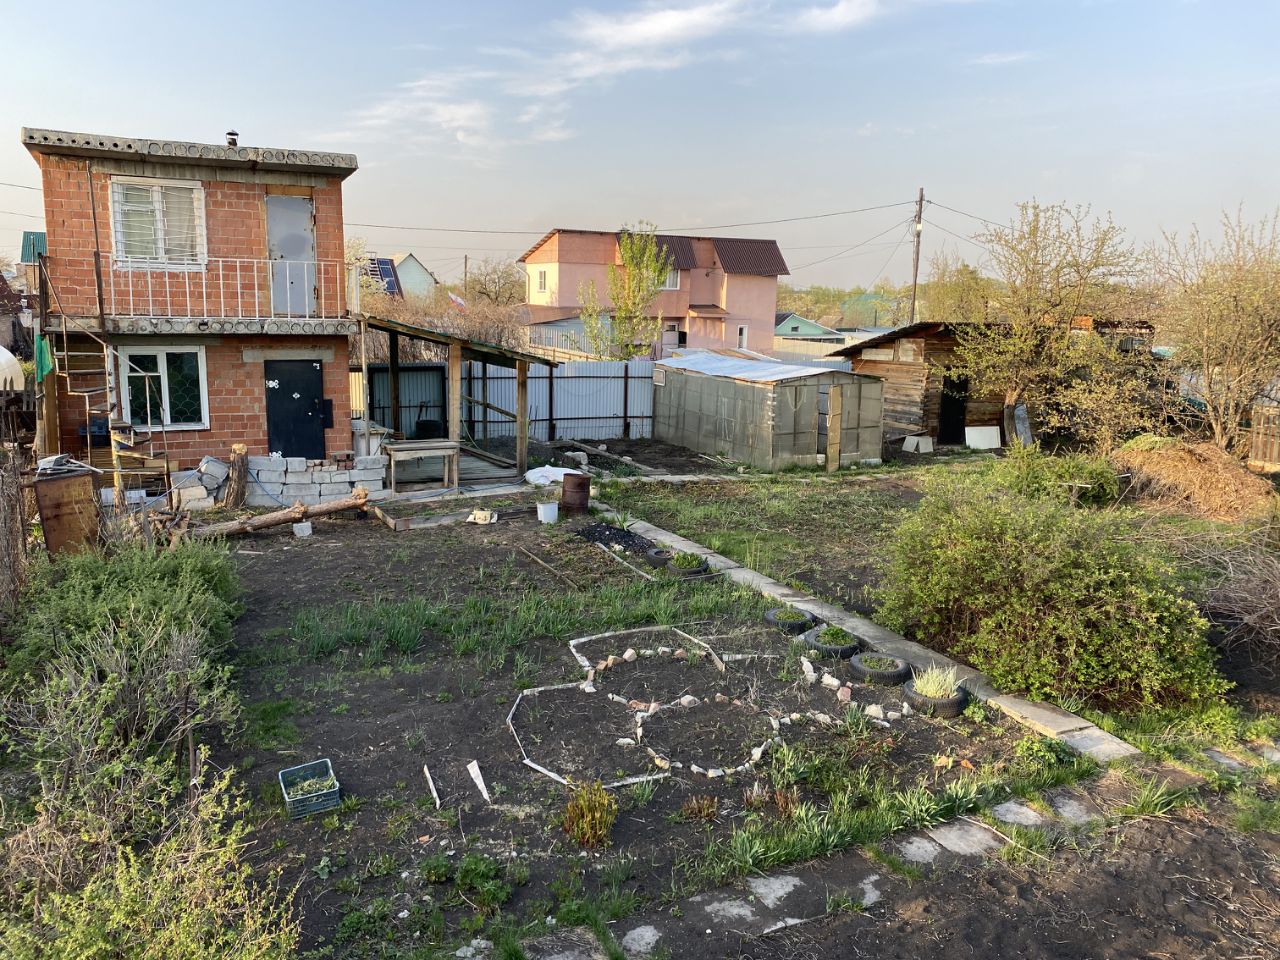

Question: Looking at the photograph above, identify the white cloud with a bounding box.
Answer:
[969,51,1035,66]
[564,0,744,51]
[792,0,881,31]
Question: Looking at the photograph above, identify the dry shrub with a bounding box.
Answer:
[1199,527,1280,671]
[561,780,618,848]
[1112,435,1278,521]
[679,795,720,822]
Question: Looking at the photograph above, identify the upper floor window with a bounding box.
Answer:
[110,177,207,269]
[660,267,680,291]
[537,269,547,293]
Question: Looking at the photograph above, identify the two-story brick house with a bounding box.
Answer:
[519,229,789,356]
[23,127,359,469]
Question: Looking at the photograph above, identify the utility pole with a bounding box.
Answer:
[908,186,924,324]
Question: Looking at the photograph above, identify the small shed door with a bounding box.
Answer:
[265,359,326,460]
[939,375,969,445]
[267,195,317,317]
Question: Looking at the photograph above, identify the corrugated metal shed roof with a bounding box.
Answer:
[657,352,841,383]
[20,230,46,263]
[712,238,789,276]
[654,234,696,270]
[828,322,943,355]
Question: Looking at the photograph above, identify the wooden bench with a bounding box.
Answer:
[383,439,461,494]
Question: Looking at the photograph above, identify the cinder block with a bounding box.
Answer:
[254,481,284,495]
[349,468,384,481]
[173,469,203,489]
[255,469,286,484]
[197,456,229,482]
[319,482,351,495]
[328,471,349,483]
[248,455,282,471]
[282,483,317,498]
[286,471,314,483]
[319,491,352,503]
[292,521,312,538]
[354,455,388,470]
[366,488,392,502]
[363,478,384,491]
[286,457,307,472]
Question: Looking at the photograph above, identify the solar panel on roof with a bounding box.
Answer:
[365,257,401,295]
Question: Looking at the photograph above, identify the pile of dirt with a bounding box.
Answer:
[1112,436,1278,521]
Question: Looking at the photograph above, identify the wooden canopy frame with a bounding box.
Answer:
[357,315,557,476]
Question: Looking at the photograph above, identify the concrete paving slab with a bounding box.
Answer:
[1258,744,1280,765]
[1059,725,1142,763]
[898,834,943,864]
[523,930,607,960]
[992,800,1046,827]
[989,695,1094,738]
[858,873,884,907]
[927,821,1005,856]
[746,874,803,909]
[619,924,663,958]
[1045,787,1104,825]
[1204,747,1248,772]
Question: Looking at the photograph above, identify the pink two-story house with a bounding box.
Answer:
[519,229,788,355]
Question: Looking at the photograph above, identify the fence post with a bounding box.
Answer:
[547,364,556,442]
[623,362,631,439]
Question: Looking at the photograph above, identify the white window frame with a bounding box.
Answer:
[537,269,547,293]
[737,324,749,348]
[660,267,680,290]
[118,345,210,430]
[108,176,208,271]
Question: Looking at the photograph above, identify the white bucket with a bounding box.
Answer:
[536,501,559,524]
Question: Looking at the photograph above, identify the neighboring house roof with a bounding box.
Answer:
[519,228,788,276]
[364,258,402,297]
[21,127,358,179]
[0,278,24,314]
[712,238,789,276]
[20,231,45,264]
[391,253,440,284]
[828,322,945,356]
[658,351,842,384]
[774,313,843,337]
[516,305,584,326]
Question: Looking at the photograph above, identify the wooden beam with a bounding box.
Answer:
[388,331,401,435]
[448,341,462,442]
[515,359,529,475]
[826,384,843,472]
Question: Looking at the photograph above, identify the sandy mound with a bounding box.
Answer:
[1112,436,1278,521]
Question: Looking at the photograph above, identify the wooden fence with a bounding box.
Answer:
[1249,406,1280,470]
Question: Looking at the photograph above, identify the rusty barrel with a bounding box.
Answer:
[560,472,590,516]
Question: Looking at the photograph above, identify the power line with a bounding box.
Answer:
[861,223,915,288]
[788,217,915,271]
[0,210,43,220]
[345,221,543,236]
[926,200,1003,229]
[922,216,989,251]
[0,181,40,192]
[658,200,916,232]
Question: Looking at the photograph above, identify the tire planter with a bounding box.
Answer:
[801,625,861,659]
[848,652,912,686]
[765,607,815,635]
[670,558,710,578]
[644,547,675,568]
[903,679,968,719]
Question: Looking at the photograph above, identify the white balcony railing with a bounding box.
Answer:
[91,256,346,320]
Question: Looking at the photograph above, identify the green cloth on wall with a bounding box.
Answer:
[33,333,55,381]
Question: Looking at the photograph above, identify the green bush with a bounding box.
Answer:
[874,473,1227,707]
[986,442,1120,506]
[3,542,239,687]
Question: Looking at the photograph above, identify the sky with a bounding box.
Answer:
[2,0,1278,288]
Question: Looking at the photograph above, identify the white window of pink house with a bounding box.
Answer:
[537,270,547,292]
[737,325,748,349]
[660,267,680,290]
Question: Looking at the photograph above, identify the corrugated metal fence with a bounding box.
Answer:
[350,358,654,441]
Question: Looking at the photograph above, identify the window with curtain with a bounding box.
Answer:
[110,178,206,267]
[119,346,208,428]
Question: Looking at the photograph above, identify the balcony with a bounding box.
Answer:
[42,256,352,331]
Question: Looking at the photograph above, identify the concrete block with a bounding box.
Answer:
[197,456,229,483]
[292,521,312,538]
[366,488,392,502]
[254,482,284,495]
[254,469,286,484]
[1058,726,1142,763]
[282,483,317,498]
[286,470,315,482]
[319,492,352,503]
[286,457,307,472]
[354,455,388,470]
[350,468,385,481]
[248,455,283,471]
[327,470,349,483]
[173,469,203,489]
[199,473,222,492]
[319,482,351,495]
[363,478,384,491]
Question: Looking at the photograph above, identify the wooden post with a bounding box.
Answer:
[546,364,556,442]
[480,364,490,445]
[388,331,401,436]
[622,362,630,439]
[359,318,371,452]
[447,342,462,442]
[826,384,843,473]
[515,360,529,475]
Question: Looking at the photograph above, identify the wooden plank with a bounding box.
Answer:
[825,384,842,472]
[447,342,462,442]
[388,331,401,435]
[515,360,529,475]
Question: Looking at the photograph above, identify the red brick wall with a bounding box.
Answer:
[57,334,352,469]
[34,153,347,318]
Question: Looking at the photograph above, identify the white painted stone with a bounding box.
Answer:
[821,673,842,690]
[864,704,885,720]
[747,874,802,909]
[887,710,902,721]
[620,925,662,957]
[901,702,913,716]
[657,646,672,655]
[992,800,1045,827]
[680,695,700,708]
[898,835,943,864]
[623,648,638,662]
[927,821,1004,856]
[800,657,817,684]
[615,738,635,747]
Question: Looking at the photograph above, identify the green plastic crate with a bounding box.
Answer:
[278,758,340,819]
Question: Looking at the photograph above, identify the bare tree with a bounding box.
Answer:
[465,258,526,306]
[939,202,1138,441]
[1154,211,1280,453]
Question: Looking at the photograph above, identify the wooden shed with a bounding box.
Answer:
[828,322,1003,445]
[653,353,883,470]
